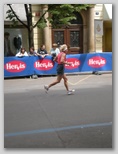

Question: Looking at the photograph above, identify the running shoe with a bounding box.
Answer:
[44,85,49,93]
[67,89,75,95]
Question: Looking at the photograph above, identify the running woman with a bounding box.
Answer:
[44,44,75,95]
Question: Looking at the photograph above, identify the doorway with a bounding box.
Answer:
[52,25,83,54]
[52,12,83,54]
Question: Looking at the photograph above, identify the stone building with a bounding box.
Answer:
[4,4,112,55]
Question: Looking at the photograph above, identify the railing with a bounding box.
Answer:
[4,52,112,78]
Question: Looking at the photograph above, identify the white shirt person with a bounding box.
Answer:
[15,47,28,57]
[50,43,60,61]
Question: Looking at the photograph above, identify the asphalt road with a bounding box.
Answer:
[4,73,112,148]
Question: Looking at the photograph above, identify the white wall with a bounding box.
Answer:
[4,4,26,21]
[103,4,112,20]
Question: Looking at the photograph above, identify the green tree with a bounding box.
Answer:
[6,4,92,50]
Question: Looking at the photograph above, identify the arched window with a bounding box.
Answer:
[70,12,83,24]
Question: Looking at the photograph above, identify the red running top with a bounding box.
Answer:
[57,52,66,64]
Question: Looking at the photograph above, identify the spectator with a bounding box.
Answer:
[28,47,38,56]
[4,32,14,57]
[37,44,48,58]
[15,47,28,57]
[28,47,38,79]
[50,43,60,61]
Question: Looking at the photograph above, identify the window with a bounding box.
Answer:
[70,31,80,47]
[54,31,64,46]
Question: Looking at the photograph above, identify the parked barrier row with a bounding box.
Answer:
[4,52,112,78]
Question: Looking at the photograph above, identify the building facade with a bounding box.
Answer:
[4,4,112,55]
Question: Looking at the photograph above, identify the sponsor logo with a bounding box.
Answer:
[88,56,106,68]
[65,58,80,69]
[34,59,54,70]
[4,60,26,72]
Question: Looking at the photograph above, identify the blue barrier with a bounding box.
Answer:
[4,52,112,78]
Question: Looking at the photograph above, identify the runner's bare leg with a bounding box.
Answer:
[63,74,69,91]
[48,75,62,89]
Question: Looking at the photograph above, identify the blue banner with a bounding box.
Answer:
[4,56,33,77]
[65,52,112,73]
[4,52,112,78]
[33,56,57,75]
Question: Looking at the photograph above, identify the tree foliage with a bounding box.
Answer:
[48,4,92,28]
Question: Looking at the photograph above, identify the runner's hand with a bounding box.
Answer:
[66,62,72,65]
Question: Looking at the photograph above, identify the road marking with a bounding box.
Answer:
[4,122,112,137]
[68,75,93,85]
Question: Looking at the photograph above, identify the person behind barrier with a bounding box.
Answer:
[50,43,60,61]
[4,32,15,57]
[28,47,38,56]
[44,44,75,95]
[37,44,48,58]
[28,47,38,79]
[15,47,28,57]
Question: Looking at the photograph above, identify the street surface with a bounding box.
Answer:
[4,73,112,148]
